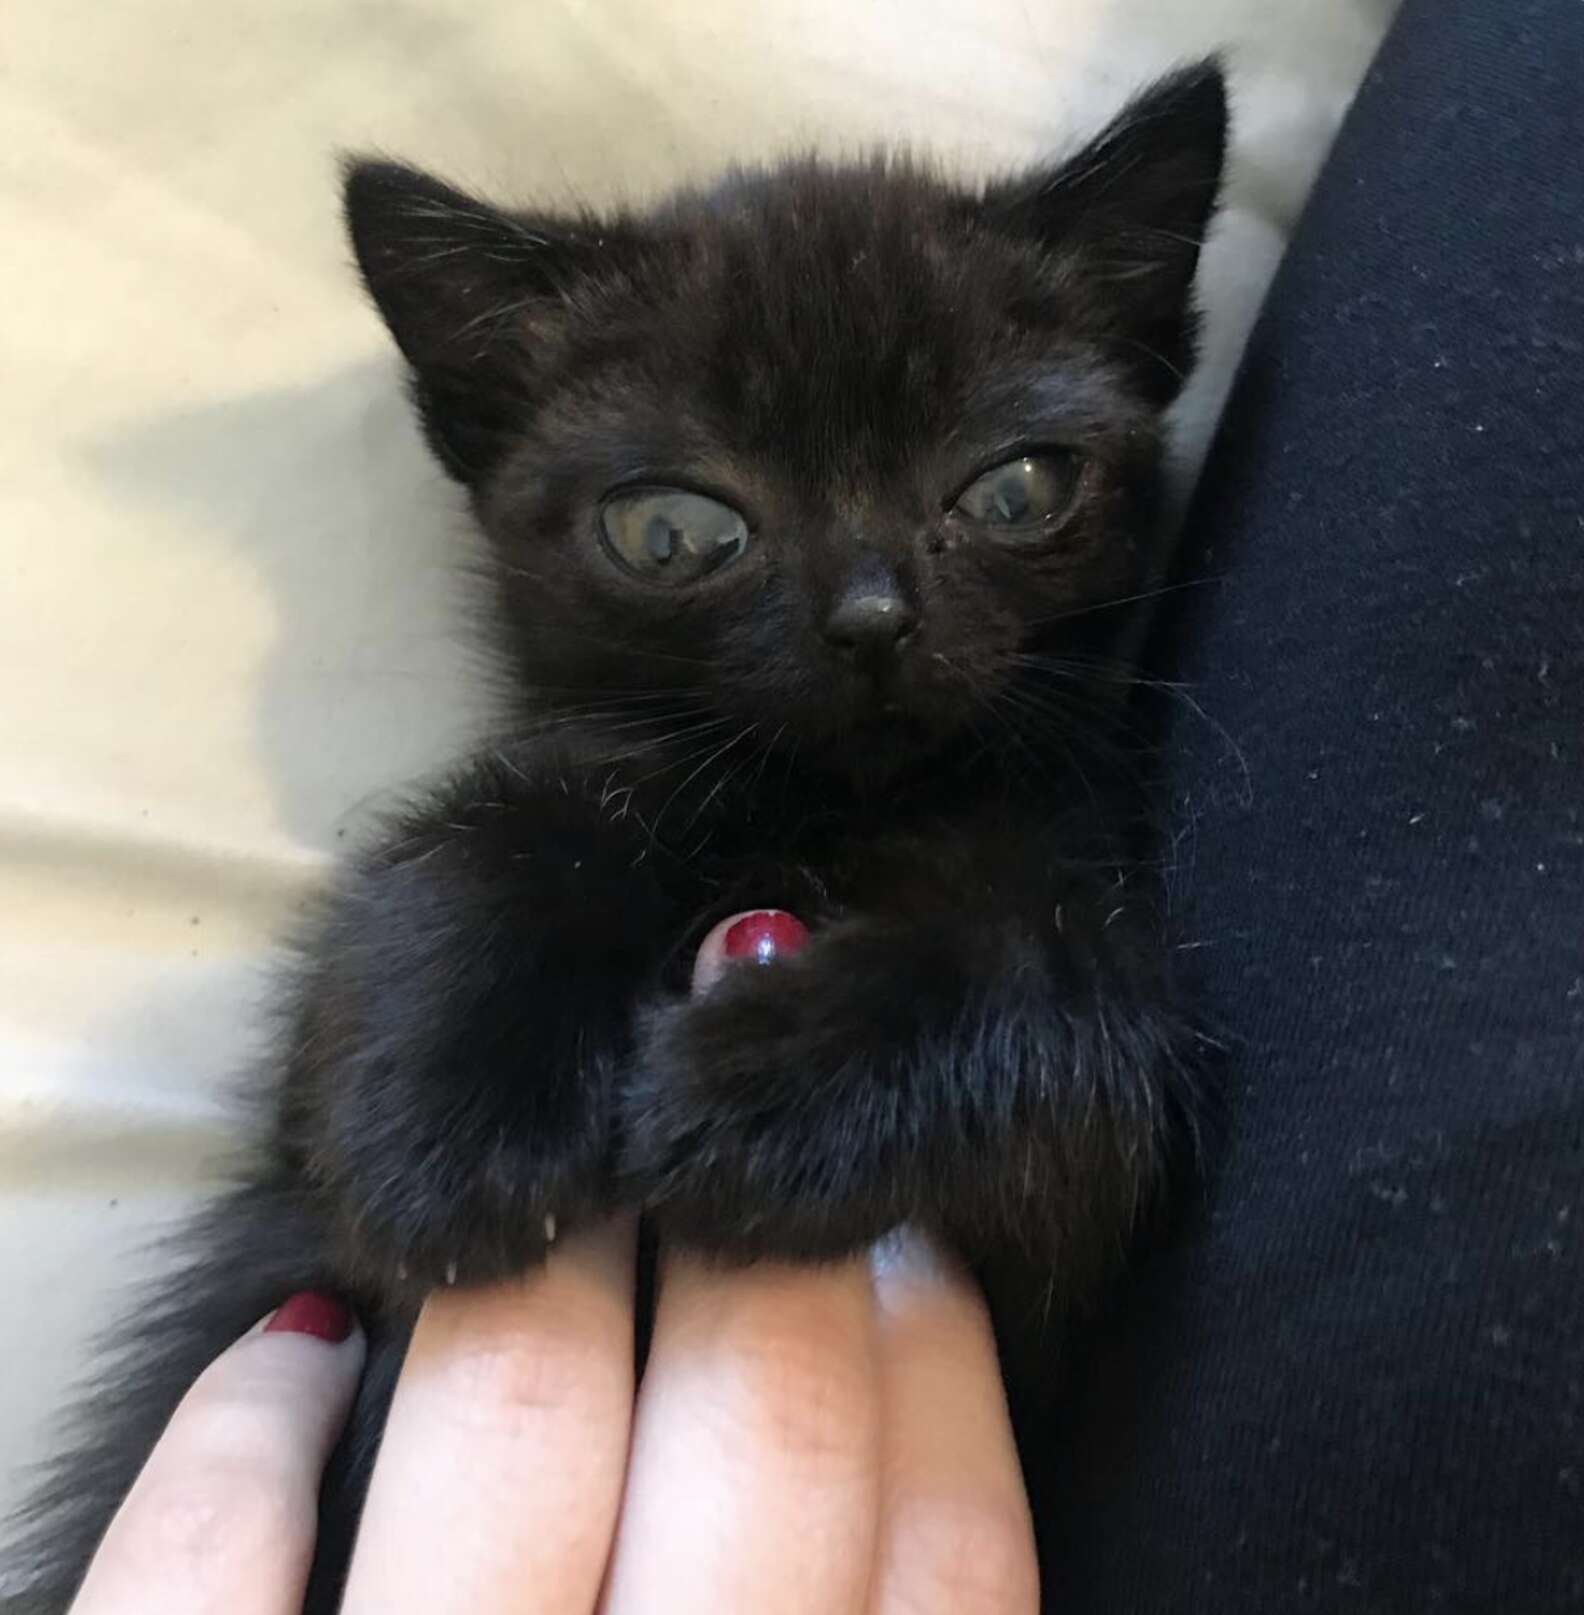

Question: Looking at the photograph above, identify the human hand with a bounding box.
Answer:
[69,912,1038,1615]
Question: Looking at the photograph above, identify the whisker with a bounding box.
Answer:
[591,717,738,773]
[652,725,759,835]
[989,690,1103,807]
[1022,575,1222,630]
[680,731,773,855]
[1009,651,1251,804]
[523,684,708,703]
[747,722,788,800]
[997,676,1161,757]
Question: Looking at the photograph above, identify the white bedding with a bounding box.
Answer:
[0,0,1398,1527]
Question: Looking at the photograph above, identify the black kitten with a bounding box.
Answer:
[6,64,1226,1612]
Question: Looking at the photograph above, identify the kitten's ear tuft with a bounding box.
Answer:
[987,61,1229,402]
[341,158,571,482]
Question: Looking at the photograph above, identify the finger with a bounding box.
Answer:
[604,901,878,1614]
[72,1292,364,1615]
[601,1253,882,1615]
[340,1219,636,1615]
[691,908,811,995]
[867,1232,1039,1615]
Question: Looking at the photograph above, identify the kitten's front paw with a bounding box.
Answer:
[360,1141,602,1301]
[621,929,950,1259]
[285,756,685,1305]
[309,1070,613,1304]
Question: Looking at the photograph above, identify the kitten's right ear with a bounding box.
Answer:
[342,158,575,483]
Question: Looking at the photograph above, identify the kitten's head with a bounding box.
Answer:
[345,65,1225,783]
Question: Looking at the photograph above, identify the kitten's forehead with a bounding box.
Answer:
[346,69,1222,485]
[635,161,1062,485]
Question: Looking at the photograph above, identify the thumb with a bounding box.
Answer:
[71,1292,364,1615]
[690,909,811,996]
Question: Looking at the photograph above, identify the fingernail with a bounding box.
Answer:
[264,1291,355,1343]
[722,909,810,964]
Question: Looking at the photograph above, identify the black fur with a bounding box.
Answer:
[4,63,1226,1612]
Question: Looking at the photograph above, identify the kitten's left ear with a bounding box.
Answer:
[985,61,1229,403]
[343,159,608,483]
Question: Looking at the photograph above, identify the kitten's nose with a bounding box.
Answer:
[824,590,918,655]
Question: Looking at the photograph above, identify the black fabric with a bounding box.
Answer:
[1050,1,1584,1609]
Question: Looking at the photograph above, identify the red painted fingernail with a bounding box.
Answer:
[722,909,810,964]
[264,1291,354,1343]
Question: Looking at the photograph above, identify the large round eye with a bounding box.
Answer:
[599,488,750,584]
[953,453,1081,537]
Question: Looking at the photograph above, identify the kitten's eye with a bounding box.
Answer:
[599,488,750,584]
[953,453,1081,537]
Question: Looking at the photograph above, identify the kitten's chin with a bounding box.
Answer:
[812,711,953,785]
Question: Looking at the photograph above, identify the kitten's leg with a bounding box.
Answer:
[9,749,685,1611]
[278,751,691,1301]
[623,839,1199,1306]
[2,1179,406,1615]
